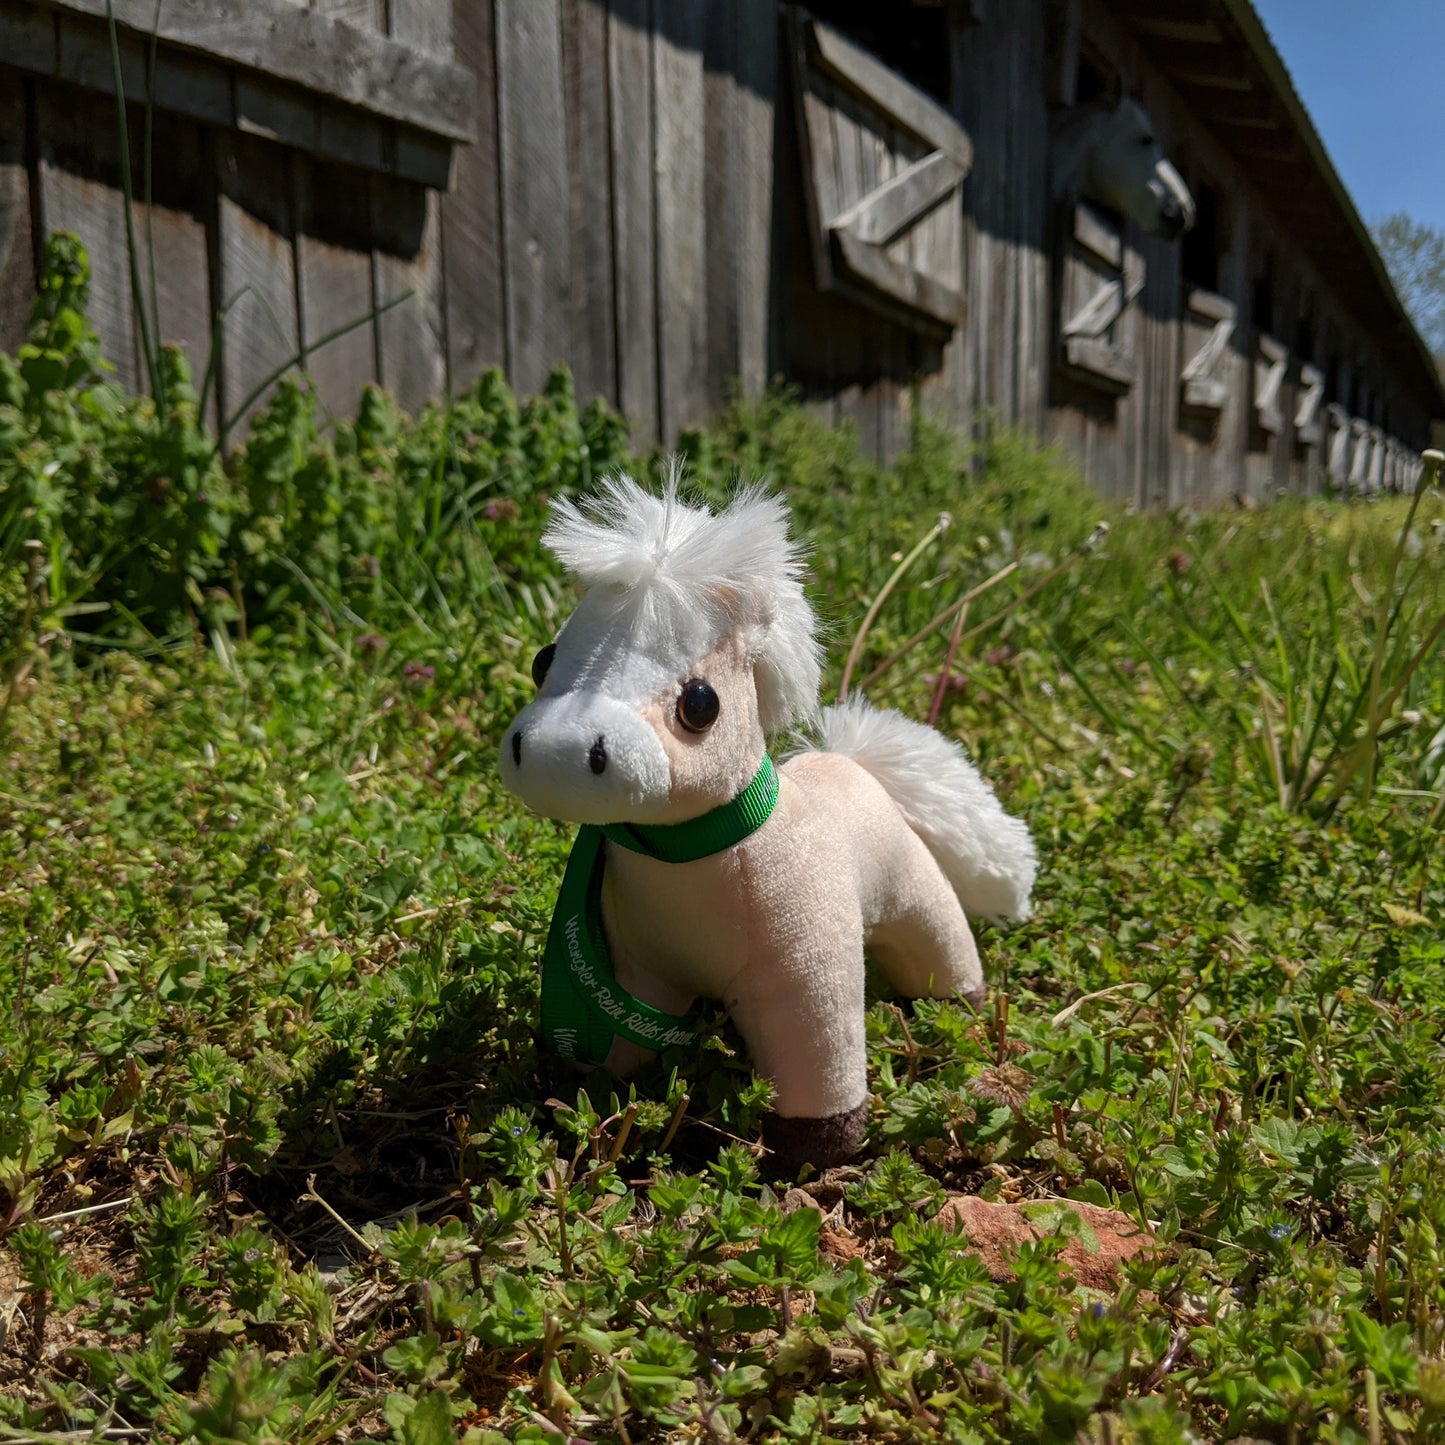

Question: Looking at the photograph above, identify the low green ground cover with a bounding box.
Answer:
[3,240,1445,1442]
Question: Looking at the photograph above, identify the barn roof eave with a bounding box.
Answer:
[1218,0,1445,416]
[1115,0,1445,420]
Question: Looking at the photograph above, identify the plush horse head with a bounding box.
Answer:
[501,469,819,826]
[500,472,1036,1172]
[1053,95,1196,241]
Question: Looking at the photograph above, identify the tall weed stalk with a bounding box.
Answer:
[1139,454,1445,817]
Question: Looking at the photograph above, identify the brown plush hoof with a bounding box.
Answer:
[762,1102,867,1175]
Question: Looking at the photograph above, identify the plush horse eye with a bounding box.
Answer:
[677,679,720,733]
[531,643,556,688]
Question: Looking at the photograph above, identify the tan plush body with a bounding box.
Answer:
[500,472,1035,1169]
[603,750,984,1118]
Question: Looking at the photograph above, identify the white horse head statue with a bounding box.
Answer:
[500,470,1036,1171]
[1054,95,1196,241]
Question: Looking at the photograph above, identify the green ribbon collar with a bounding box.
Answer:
[540,755,779,1065]
[600,754,780,863]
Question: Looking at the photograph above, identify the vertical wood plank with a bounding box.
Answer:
[653,0,708,441]
[561,0,617,403]
[372,174,447,414]
[1222,198,1252,505]
[825,88,865,457]
[1015,4,1048,437]
[607,0,658,443]
[293,153,376,422]
[772,14,840,431]
[496,0,572,399]
[0,71,35,356]
[733,0,776,399]
[133,107,217,429]
[702,1,740,406]
[441,0,505,393]
[34,85,138,393]
[215,129,300,434]
[941,14,976,434]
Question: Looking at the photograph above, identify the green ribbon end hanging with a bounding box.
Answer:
[539,755,779,1066]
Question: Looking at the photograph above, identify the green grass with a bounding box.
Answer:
[4,326,1445,1442]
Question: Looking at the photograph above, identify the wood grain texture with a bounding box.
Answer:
[372,172,446,413]
[0,70,35,356]
[293,153,377,422]
[496,0,571,398]
[733,0,776,398]
[653,0,708,440]
[809,15,970,165]
[34,84,139,392]
[441,0,505,393]
[387,0,451,56]
[35,0,477,141]
[214,129,300,434]
[786,6,837,298]
[235,71,387,173]
[561,0,616,404]
[607,0,657,443]
[310,0,382,34]
[702,0,741,403]
[133,108,217,427]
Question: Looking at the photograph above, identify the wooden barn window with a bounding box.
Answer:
[1325,402,1351,485]
[1181,181,1223,295]
[1058,201,1140,393]
[787,7,971,336]
[1295,363,1325,445]
[1253,333,1288,437]
[1179,287,1234,420]
[801,0,952,104]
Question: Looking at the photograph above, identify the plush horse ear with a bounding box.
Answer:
[710,487,822,736]
[748,578,822,736]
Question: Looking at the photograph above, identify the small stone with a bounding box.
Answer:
[934,1194,1153,1290]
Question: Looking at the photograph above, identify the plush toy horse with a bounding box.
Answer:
[499,472,1036,1170]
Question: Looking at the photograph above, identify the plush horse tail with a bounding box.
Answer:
[811,697,1037,923]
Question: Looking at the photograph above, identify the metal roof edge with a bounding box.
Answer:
[1216,0,1445,415]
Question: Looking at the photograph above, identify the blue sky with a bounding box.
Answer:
[1251,3,1445,233]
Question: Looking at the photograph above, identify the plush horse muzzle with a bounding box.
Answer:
[505,691,673,824]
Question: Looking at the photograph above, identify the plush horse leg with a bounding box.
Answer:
[722,942,870,1174]
[866,850,986,1008]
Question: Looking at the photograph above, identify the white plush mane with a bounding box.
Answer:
[544,465,822,734]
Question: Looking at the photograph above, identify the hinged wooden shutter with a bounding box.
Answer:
[1294,363,1324,444]
[787,8,971,336]
[1058,202,1141,393]
[1179,287,1235,416]
[1348,416,1371,491]
[1253,333,1287,436]
[1324,403,1351,486]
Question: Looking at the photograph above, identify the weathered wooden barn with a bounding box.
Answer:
[0,0,1439,506]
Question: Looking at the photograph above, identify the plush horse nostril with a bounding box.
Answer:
[588,735,607,775]
[511,729,523,767]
